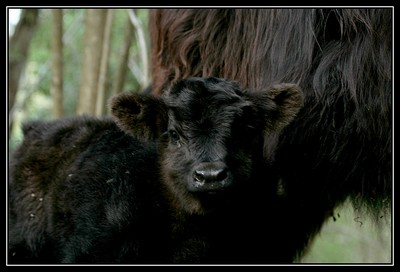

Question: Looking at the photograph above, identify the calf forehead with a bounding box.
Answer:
[169,101,245,130]
[164,78,249,125]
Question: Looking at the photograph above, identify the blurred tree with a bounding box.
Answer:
[95,9,114,117]
[8,8,150,152]
[50,9,64,118]
[76,9,107,115]
[128,9,149,88]
[8,9,39,126]
[110,13,134,98]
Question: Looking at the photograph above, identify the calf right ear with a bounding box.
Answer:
[109,93,168,140]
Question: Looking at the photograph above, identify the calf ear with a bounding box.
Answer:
[260,83,304,131]
[109,93,168,140]
[250,83,303,159]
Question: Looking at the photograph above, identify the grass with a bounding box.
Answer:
[300,201,392,264]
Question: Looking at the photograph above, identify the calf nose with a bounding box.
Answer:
[191,162,231,192]
[193,163,228,183]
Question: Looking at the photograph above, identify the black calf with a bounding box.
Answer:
[8,77,303,263]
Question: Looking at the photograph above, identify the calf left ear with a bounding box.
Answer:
[265,83,304,130]
[252,83,304,132]
[109,93,168,140]
[249,83,303,159]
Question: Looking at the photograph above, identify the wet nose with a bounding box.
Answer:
[190,162,231,192]
[193,163,228,183]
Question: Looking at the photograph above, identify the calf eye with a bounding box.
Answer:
[169,130,179,141]
[168,130,181,147]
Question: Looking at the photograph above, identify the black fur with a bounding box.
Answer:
[8,77,304,264]
[149,8,392,228]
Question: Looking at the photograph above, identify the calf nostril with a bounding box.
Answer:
[193,170,206,183]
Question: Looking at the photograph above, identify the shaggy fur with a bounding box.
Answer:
[149,8,392,220]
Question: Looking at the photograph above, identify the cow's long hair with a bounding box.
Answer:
[148,8,392,260]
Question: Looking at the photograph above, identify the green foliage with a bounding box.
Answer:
[24,9,147,116]
[301,201,392,263]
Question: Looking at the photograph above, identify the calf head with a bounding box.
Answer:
[111,77,303,214]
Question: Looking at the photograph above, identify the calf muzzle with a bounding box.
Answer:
[188,162,232,193]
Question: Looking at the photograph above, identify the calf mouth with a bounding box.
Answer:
[186,175,236,212]
[193,189,235,212]
[188,178,234,193]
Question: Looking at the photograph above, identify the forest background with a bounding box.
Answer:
[7,8,392,264]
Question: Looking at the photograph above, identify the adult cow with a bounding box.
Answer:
[148,8,392,261]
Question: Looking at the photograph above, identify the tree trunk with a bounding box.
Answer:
[8,9,39,114]
[110,15,134,98]
[50,9,64,118]
[128,9,149,88]
[76,9,107,115]
[95,9,113,117]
